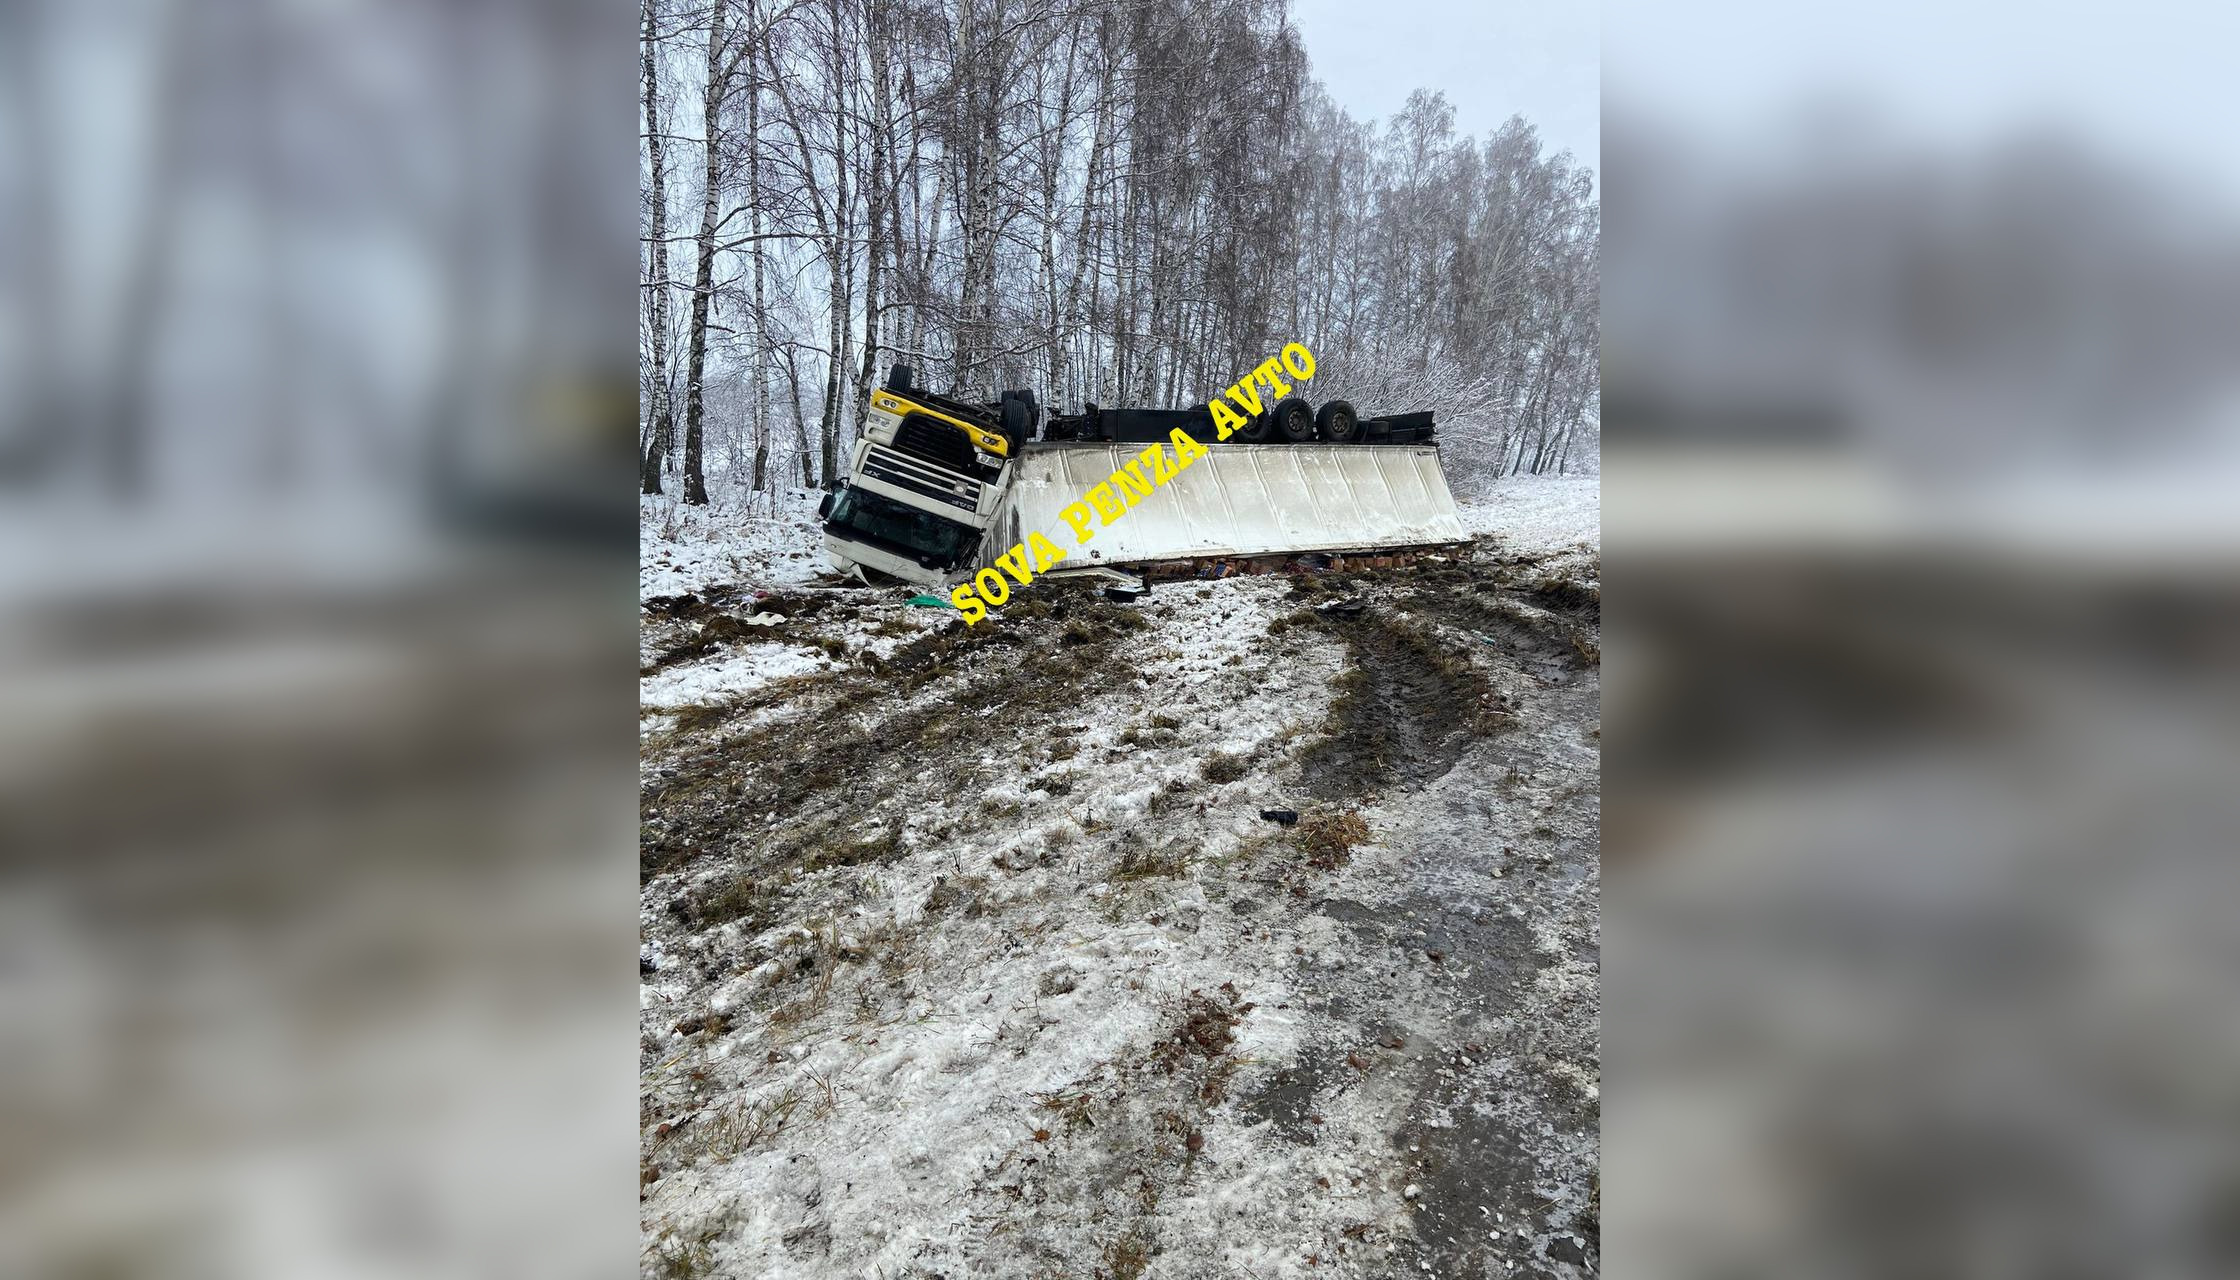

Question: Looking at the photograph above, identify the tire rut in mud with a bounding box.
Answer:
[1294,609,1487,800]
[1262,553,1602,1276]
[641,587,1149,885]
[1397,557,1602,681]
[1285,552,1599,804]
[640,588,855,676]
[1289,565,1573,801]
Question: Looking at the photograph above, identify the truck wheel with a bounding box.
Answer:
[1273,396,1316,443]
[1237,412,1275,443]
[999,396,1030,446]
[1315,400,1360,442]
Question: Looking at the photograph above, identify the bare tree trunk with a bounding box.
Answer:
[955,0,1005,392]
[1514,350,1554,476]
[948,0,978,386]
[853,0,891,443]
[885,58,916,368]
[1061,56,1109,411]
[821,245,849,487]
[102,0,196,497]
[1039,26,1079,407]
[1550,398,1580,475]
[745,0,771,490]
[1113,109,1139,404]
[783,345,814,487]
[640,0,674,495]
[1084,99,1112,405]
[682,0,728,506]
[902,83,944,365]
[821,0,856,482]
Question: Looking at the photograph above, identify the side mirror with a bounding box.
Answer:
[817,493,834,519]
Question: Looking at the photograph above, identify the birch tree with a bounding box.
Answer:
[680,0,732,506]
[641,0,677,495]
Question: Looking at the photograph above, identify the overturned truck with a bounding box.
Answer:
[819,365,1466,590]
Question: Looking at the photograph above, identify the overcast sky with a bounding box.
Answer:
[1288,0,1599,169]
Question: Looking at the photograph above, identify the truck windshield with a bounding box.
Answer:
[826,486,977,567]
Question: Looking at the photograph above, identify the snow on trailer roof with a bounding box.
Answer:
[980,442,1470,573]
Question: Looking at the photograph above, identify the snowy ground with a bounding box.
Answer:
[1455,474,1601,560]
[639,481,1599,1278]
[641,488,828,598]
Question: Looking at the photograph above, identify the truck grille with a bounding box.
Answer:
[860,445,980,512]
[893,416,980,472]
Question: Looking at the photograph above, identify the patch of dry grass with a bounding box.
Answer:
[684,870,785,929]
[1295,808,1372,869]
[1114,837,1191,880]
[643,1223,718,1279]
[667,699,743,736]
[803,825,903,871]
[1099,1232,1153,1280]
[1151,986,1251,1074]
[689,1087,803,1161]
[1035,1088,1099,1135]
[1199,751,1248,784]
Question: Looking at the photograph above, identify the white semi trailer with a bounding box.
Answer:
[819,366,1466,590]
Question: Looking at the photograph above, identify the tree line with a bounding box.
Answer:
[640,0,1599,504]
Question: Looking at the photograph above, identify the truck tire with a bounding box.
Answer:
[1237,412,1275,443]
[1272,396,1316,443]
[1315,400,1360,443]
[999,396,1030,447]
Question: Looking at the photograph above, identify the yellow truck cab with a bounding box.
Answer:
[819,367,1030,584]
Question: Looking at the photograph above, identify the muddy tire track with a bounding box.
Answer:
[1293,607,1501,802]
[1247,550,1603,1277]
[641,586,1151,912]
[640,588,857,676]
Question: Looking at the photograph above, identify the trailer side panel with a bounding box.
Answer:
[982,442,1468,571]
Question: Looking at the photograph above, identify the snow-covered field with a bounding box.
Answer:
[641,488,827,598]
[1456,473,1601,558]
[639,476,1600,1278]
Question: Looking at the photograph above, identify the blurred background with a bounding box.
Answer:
[1604,1,2240,1276]
[0,0,638,1276]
